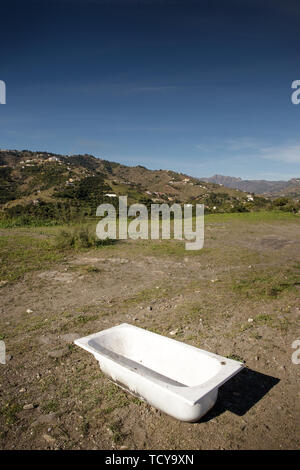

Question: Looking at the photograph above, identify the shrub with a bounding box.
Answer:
[55,229,76,249]
[55,226,115,250]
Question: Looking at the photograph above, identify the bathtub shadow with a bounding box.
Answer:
[199,367,279,422]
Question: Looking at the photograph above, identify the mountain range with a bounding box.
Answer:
[200,174,300,198]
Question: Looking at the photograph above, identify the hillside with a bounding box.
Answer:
[200,174,300,198]
[268,178,300,199]
[0,149,298,224]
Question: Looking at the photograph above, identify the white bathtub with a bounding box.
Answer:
[75,323,244,422]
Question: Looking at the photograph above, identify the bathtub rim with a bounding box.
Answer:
[74,323,244,406]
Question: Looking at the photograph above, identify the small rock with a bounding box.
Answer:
[169,329,178,336]
[26,309,33,314]
[39,335,55,345]
[23,403,34,410]
[248,318,254,323]
[43,434,56,445]
[31,413,56,427]
[119,445,128,450]
[19,388,26,393]
[60,333,80,344]
[255,356,259,361]
[147,306,152,311]
[6,354,12,361]
[48,349,67,358]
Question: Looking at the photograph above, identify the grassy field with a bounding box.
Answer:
[0,210,299,449]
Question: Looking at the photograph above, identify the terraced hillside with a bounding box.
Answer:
[1,149,298,224]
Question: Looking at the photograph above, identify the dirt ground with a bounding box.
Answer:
[0,213,299,449]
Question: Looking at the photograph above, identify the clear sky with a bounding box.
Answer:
[1,0,300,180]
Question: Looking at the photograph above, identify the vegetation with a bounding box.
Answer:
[0,225,115,282]
[55,227,115,249]
[0,150,299,226]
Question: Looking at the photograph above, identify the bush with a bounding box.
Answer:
[55,229,76,249]
[55,226,115,250]
[272,197,300,213]
[273,197,290,207]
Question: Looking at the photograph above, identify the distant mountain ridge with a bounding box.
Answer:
[200,174,300,198]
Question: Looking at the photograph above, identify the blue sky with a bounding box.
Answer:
[1,0,300,180]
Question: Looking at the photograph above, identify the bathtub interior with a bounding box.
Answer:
[88,325,222,387]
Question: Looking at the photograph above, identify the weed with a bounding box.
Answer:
[108,420,126,444]
[81,419,90,437]
[42,400,59,414]
[73,314,98,325]
[1,401,22,425]
[254,314,273,325]
[226,354,245,362]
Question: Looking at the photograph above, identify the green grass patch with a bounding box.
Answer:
[0,223,117,282]
[232,265,300,299]
[0,233,64,282]
[72,314,99,326]
[0,401,22,425]
[254,314,273,325]
[205,210,300,224]
[41,399,59,414]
